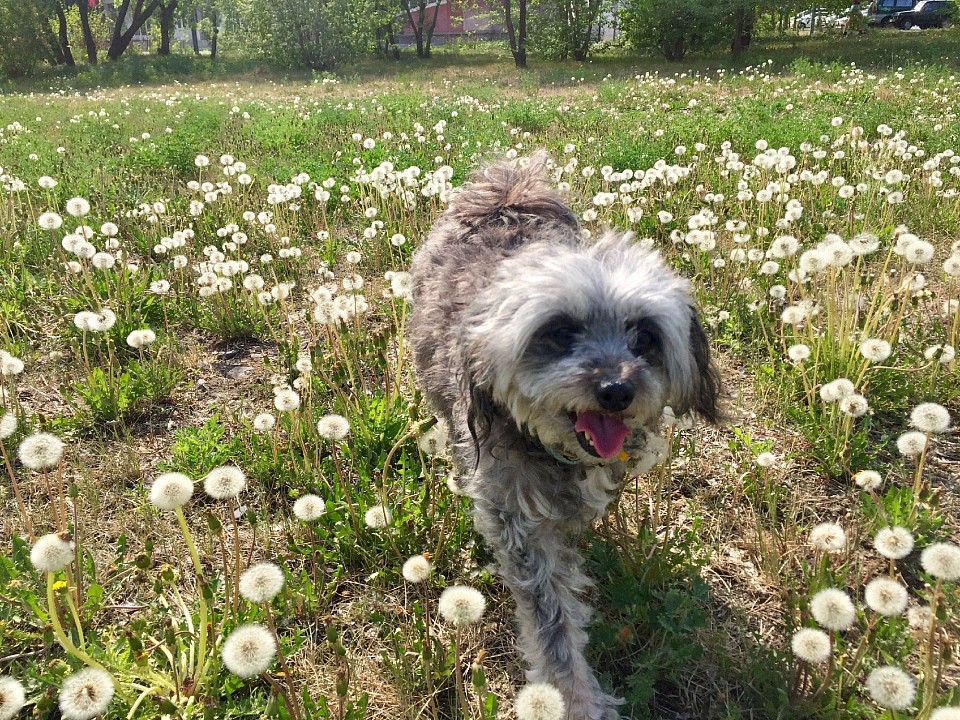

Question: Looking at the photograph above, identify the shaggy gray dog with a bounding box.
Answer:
[409,153,721,720]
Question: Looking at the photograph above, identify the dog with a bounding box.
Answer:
[408,152,721,720]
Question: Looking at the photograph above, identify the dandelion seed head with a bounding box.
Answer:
[874,526,914,560]
[853,470,883,491]
[0,676,26,720]
[839,394,869,418]
[896,431,928,456]
[18,432,65,470]
[515,683,566,720]
[59,667,115,720]
[273,388,300,412]
[316,414,350,441]
[438,585,486,626]
[920,542,960,581]
[402,554,433,583]
[38,211,63,230]
[909,403,951,434]
[787,344,810,362]
[203,465,246,499]
[65,197,90,218]
[149,472,194,511]
[0,351,24,377]
[809,588,857,631]
[930,707,960,720]
[292,494,326,521]
[30,533,75,573]
[864,577,908,616]
[221,623,277,678]
[790,628,831,664]
[239,562,285,603]
[908,605,933,631]
[252,413,276,432]
[0,412,16,440]
[417,420,449,456]
[364,504,392,529]
[866,666,916,710]
[859,338,892,363]
[809,523,846,552]
[126,329,156,349]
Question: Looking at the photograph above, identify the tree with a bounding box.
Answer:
[106,0,163,60]
[156,0,179,54]
[501,0,528,67]
[0,0,57,76]
[399,0,441,57]
[239,0,395,69]
[76,0,99,63]
[530,0,604,60]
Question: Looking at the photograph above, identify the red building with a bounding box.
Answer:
[397,0,506,45]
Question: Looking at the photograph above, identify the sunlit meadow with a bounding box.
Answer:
[1,39,959,720]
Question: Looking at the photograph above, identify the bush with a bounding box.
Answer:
[0,0,53,77]
[622,0,729,60]
[238,0,394,70]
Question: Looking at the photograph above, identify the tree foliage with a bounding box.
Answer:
[529,0,604,60]
[239,0,396,70]
[0,0,55,76]
[623,0,755,60]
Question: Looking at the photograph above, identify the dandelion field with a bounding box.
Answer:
[1,35,960,720]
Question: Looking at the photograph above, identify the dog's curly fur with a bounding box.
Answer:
[409,153,721,720]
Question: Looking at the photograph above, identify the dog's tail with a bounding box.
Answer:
[447,150,579,230]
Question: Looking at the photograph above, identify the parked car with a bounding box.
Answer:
[867,0,918,25]
[891,0,955,28]
[795,7,838,28]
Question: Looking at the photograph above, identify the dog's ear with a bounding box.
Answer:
[465,376,495,464]
[676,309,723,424]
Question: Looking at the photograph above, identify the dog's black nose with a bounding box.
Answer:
[595,381,635,412]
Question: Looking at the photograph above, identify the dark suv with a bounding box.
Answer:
[867,0,916,25]
[891,0,956,27]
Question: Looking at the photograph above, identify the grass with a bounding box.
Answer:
[1,28,960,720]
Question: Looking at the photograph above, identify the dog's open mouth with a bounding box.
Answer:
[571,411,631,459]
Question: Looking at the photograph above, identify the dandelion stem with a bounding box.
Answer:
[263,605,303,720]
[46,572,107,672]
[174,507,209,690]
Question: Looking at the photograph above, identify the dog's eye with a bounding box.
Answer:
[537,317,581,354]
[628,321,660,357]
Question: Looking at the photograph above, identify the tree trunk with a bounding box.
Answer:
[210,11,219,59]
[77,0,98,63]
[107,0,162,59]
[55,2,76,66]
[190,8,200,54]
[502,0,527,67]
[423,0,441,57]
[158,0,177,55]
[44,7,68,65]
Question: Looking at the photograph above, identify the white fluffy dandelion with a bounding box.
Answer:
[864,577,908,616]
[273,388,300,412]
[38,211,63,231]
[874,526,914,560]
[364,505,392,529]
[0,412,16,440]
[896,431,928,456]
[920,542,960,581]
[221,623,277,678]
[30,533,75,573]
[0,351,24,376]
[809,588,857,631]
[853,470,883,491]
[930,707,960,720]
[809,523,846,553]
[438,585,486,626]
[859,338,892,363]
[515,683,566,720]
[787,344,810,363]
[0,676,26,720]
[149,472,194,511]
[58,667,115,720]
[316,414,350,441]
[866,666,916,711]
[909,403,950,434]
[292,494,326,521]
[238,562,285,603]
[203,465,246,499]
[402,554,434,583]
[126,329,156,349]
[790,628,831,664]
[839,394,869,418]
[65,197,91,218]
[18,432,65,470]
[252,413,276,432]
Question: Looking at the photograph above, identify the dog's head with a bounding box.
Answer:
[462,231,721,464]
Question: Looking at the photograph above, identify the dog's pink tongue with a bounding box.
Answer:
[574,412,631,458]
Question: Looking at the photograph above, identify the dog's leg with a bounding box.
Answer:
[474,502,622,720]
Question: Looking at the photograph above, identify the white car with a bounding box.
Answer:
[795,8,840,27]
